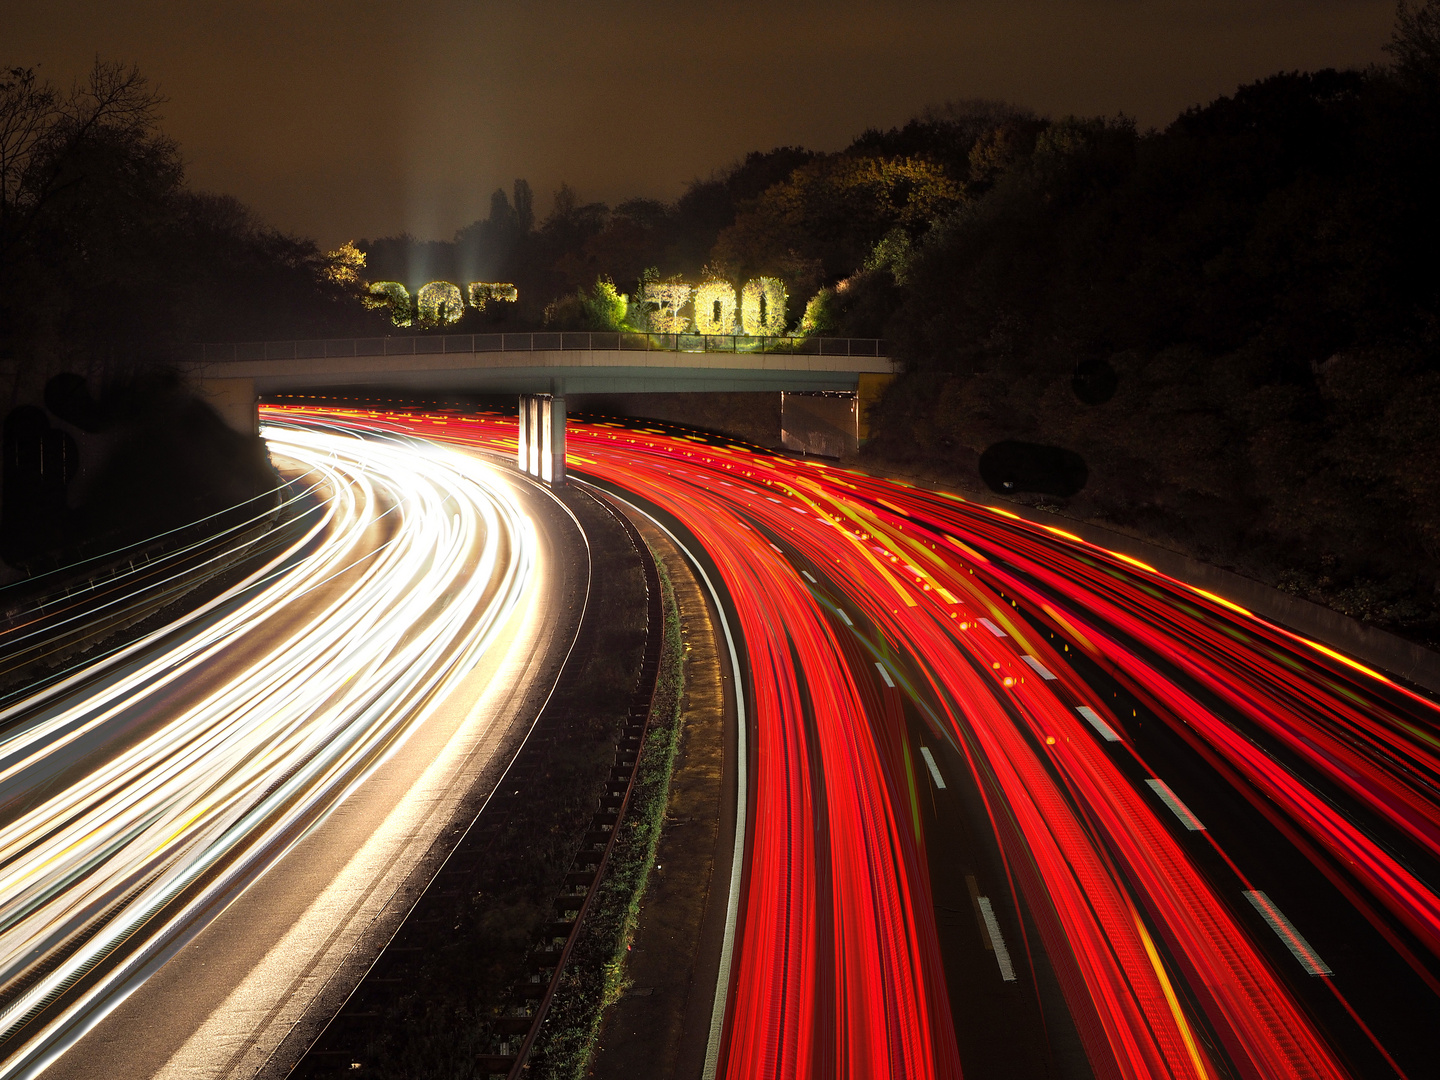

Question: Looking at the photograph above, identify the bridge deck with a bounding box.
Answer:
[183,331,887,363]
[182,335,895,395]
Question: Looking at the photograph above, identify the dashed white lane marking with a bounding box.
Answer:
[1145,778,1205,830]
[1022,655,1057,680]
[919,746,946,790]
[874,662,895,688]
[1077,705,1121,742]
[1243,891,1333,976]
[979,618,1007,637]
[835,609,853,627]
[977,897,1017,981]
[801,570,817,583]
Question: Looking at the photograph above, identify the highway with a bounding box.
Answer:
[307,403,1440,1080]
[0,422,566,1079]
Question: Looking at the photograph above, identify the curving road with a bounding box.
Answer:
[323,403,1440,1080]
[0,422,569,1078]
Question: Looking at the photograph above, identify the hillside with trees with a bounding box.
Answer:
[6,2,1438,640]
[362,3,1436,645]
[0,61,382,572]
[866,7,1440,645]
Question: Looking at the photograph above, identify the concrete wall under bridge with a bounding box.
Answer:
[570,373,897,458]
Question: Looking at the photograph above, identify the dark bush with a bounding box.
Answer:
[1071,357,1118,405]
[979,440,1088,497]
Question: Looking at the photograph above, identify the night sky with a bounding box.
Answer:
[9,1,1397,248]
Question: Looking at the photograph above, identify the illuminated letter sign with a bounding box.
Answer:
[417,281,465,327]
[741,277,787,336]
[367,282,412,327]
[694,280,737,335]
[468,282,519,310]
[642,283,694,333]
[365,281,518,328]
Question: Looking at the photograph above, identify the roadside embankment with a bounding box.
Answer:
[524,526,685,1077]
[586,512,735,1080]
[0,488,292,703]
[273,482,648,1079]
[850,458,1440,697]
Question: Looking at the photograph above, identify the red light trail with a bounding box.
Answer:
[268,404,1440,1080]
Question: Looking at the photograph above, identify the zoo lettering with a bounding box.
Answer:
[366,277,789,335]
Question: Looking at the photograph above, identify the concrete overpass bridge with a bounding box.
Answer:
[180,332,896,481]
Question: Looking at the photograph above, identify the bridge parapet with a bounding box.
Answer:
[183,332,887,364]
[182,334,896,440]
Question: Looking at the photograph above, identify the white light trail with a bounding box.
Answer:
[0,422,536,1076]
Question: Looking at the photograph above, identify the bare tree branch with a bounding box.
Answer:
[1385,0,1440,84]
[0,67,59,227]
[0,58,172,256]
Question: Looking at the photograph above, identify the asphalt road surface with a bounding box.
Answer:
[0,422,584,1080]
[338,403,1440,1080]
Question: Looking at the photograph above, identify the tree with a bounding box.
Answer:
[582,277,627,330]
[1,60,185,379]
[2,58,386,382]
[541,183,610,292]
[848,100,1036,180]
[542,277,628,331]
[0,60,173,262]
[1387,1,1440,85]
[0,66,57,253]
[487,187,517,234]
[513,178,534,233]
[712,153,965,300]
[323,241,368,291]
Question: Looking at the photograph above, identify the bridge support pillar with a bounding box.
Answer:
[549,392,566,484]
[517,393,565,485]
[517,395,533,475]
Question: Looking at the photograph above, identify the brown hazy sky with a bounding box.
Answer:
[9,1,1398,248]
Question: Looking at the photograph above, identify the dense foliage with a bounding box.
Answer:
[358,148,823,330]
[0,61,367,572]
[10,5,1440,634]
[869,29,1440,642]
[0,61,384,378]
[358,3,1440,641]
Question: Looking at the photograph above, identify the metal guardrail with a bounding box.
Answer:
[185,332,888,363]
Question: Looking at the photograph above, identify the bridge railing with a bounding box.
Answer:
[184,332,888,363]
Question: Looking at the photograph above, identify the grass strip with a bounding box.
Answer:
[287,490,646,1079]
[527,551,686,1079]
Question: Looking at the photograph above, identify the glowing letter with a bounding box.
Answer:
[641,283,693,333]
[468,282,519,310]
[367,281,412,327]
[417,281,465,327]
[694,280,737,335]
[741,277,787,336]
